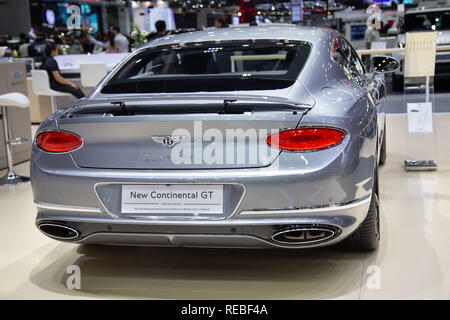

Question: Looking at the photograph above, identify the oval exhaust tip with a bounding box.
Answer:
[272,227,336,245]
[38,223,80,240]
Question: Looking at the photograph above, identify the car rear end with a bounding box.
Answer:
[31,29,376,249]
[32,110,373,248]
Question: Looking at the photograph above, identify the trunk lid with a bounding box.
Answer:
[57,98,308,170]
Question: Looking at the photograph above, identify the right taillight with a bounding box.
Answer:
[267,127,345,151]
[36,131,83,153]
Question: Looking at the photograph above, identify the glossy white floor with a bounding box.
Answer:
[1,114,450,299]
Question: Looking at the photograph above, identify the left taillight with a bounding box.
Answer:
[36,131,83,153]
[267,127,346,152]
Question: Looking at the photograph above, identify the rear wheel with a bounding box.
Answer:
[341,167,380,251]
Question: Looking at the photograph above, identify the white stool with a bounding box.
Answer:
[31,70,71,113]
[80,62,107,88]
[0,93,30,186]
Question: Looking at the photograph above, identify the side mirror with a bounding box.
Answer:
[371,55,400,73]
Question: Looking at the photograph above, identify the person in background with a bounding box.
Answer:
[87,31,123,53]
[57,36,70,55]
[91,32,107,53]
[68,33,84,54]
[214,16,229,28]
[147,20,168,41]
[0,36,7,47]
[28,30,53,62]
[0,36,12,57]
[148,20,169,41]
[87,32,105,53]
[40,43,85,99]
[155,20,168,38]
[28,27,36,40]
[51,32,61,45]
[109,26,129,52]
[18,33,30,57]
[80,30,94,54]
[105,31,123,53]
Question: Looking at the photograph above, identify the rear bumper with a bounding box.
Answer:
[35,195,371,248]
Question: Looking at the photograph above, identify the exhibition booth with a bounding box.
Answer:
[1,0,450,303]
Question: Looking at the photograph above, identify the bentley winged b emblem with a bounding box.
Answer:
[152,135,185,148]
[9,71,24,79]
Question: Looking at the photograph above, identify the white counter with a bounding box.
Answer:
[54,53,129,74]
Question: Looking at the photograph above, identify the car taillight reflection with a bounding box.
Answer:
[36,131,83,153]
[267,127,345,151]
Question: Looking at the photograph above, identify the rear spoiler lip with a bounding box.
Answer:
[62,94,314,111]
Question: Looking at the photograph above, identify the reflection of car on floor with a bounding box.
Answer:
[393,6,450,90]
[32,25,399,251]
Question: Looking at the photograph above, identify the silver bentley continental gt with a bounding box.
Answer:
[31,25,399,251]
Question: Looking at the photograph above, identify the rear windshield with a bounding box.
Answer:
[101,40,311,94]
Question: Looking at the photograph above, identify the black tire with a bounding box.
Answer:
[379,122,387,165]
[392,73,403,92]
[341,167,380,251]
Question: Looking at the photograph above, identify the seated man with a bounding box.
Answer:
[40,43,85,99]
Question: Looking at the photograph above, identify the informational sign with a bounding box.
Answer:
[121,184,224,215]
[407,102,433,133]
[405,32,437,77]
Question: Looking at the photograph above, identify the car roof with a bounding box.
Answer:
[144,24,333,48]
